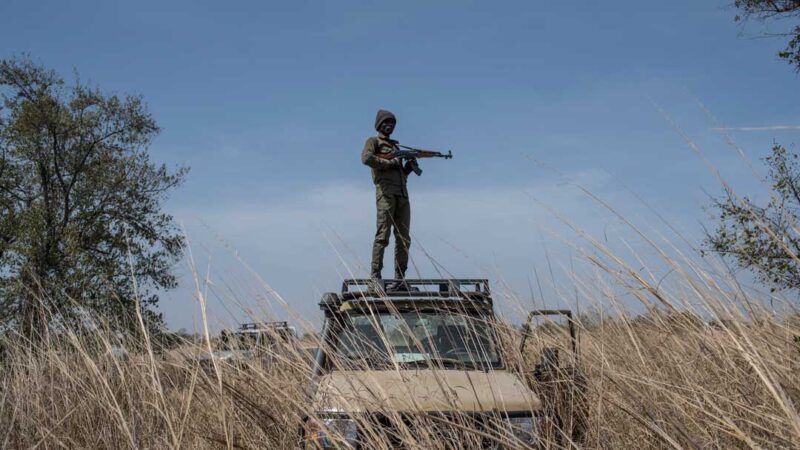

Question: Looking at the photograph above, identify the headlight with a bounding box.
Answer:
[505,416,541,445]
[303,417,359,448]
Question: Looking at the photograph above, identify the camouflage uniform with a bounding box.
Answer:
[362,111,413,280]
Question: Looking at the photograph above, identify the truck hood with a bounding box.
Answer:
[313,369,540,414]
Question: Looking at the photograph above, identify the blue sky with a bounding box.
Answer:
[2,0,799,331]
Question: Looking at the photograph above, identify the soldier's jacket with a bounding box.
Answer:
[361,135,409,197]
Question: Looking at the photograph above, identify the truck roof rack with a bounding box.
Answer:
[239,321,291,331]
[335,278,492,305]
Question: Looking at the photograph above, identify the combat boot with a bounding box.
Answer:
[387,270,412,291]
[386,280,407,292]
[368,273,384,294]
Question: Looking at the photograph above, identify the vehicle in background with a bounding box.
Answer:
[198,321,298,369]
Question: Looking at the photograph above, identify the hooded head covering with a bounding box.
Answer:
[375,109,397,131]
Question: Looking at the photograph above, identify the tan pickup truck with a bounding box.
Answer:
[300,279,586,449]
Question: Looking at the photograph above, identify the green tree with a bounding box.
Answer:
[0,56,187,339]
[707,144,800,291]
[734,0,800,71]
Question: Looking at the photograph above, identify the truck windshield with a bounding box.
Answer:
[219,327,295,350]
[218,332,261,350]
[333,311,501,369]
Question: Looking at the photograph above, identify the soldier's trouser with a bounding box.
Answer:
[370,192,411,279]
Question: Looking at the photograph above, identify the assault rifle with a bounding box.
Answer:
[375,140,453,176]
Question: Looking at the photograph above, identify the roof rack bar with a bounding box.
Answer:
[239,321,290,330]
[341,278,490,295]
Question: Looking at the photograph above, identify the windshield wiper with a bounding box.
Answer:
[400,357,475,370]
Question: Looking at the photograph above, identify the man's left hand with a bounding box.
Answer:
[404,158,421,176]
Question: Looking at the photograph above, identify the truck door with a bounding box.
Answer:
[520,309,587,445]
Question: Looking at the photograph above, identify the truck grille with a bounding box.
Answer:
[366,413,507,449]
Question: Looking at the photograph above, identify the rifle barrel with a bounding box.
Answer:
[397,145,453,159]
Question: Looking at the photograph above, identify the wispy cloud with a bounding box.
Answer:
[711,125,800,131]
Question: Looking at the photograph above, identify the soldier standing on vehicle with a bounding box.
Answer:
[361,109,417,287]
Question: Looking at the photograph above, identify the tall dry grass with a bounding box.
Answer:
[1,276,798,449]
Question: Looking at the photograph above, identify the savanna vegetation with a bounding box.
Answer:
[0,56,187,340]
